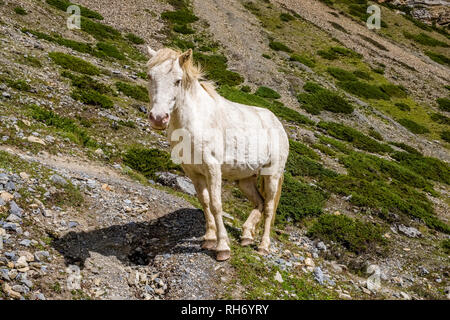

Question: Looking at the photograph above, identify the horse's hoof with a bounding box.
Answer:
[216,251,231,261]
[201,240,217,250]
[240,238,253,247]
[257,247,269,256]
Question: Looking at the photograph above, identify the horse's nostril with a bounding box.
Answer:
[149,113,155,121]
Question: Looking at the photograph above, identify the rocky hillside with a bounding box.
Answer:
[0,0,449,300]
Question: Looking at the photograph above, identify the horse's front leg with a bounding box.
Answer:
[206,166,231,261]
[190,173,217,250]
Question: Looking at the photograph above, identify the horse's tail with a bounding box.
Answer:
[271,174,284,226]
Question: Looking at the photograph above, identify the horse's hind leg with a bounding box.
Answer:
[238,176,264,247]
[191,174,217,250]
[258,174,283,255]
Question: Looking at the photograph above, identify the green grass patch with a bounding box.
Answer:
[290,54,315,68]
[96,42,125,60]
[289,139,320,160]
[437,98,450,112]
[389,142,422,155]
[337,80,390,100]
[125,33,145,44]
[442,239,450,254]
[194,53,244,86]
[308,214,386,254]
[441,130,450,143]
[318,46,362,60]
[277,174,329,224]
[80,17,121,40]
[29,104,96,147]
[298,83,354,115]
[353,70,373,80]
[173,24,195,34]
[2,78,31,92]
[269,41,293,53]
[390,151,450,185]
[71,88,114,109]
[254,86,281,99]
[14,6,27,15]
[123,147,181,180]
[430,113,450,125]
[317,121,393,154]
[379,84,407,98]
[327,67,358,81]
[48,52,100,75]
[115,81,149,102]
[403,32,449,47]
[218,85,313,125]
[46,0,104,20]
[318,135,351,154]
[63,72,111,94]
[280,13,295,22]
[394,102,411,111]
[397,118,430,134]
[425,51,450,66]
[161,9,199,24]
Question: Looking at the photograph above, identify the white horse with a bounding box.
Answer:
[146,47,289,261]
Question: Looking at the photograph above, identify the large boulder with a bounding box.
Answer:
[155,172,196,196]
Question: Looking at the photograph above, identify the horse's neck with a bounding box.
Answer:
[169,81,214,134]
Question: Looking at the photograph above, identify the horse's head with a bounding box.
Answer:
[146,46,195,130]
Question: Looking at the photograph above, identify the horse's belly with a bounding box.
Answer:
[221,162,265,180]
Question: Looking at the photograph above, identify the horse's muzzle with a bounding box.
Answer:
[149,112,169,129]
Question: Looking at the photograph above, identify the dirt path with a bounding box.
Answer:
[0,146,225,300]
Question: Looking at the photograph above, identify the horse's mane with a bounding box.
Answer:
[147,48,217,98]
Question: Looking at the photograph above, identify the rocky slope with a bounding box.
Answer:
[0,0,449,300]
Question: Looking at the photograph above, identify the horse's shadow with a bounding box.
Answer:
[51,208,208,268]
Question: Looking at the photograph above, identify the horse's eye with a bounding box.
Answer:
[175,80,181,86]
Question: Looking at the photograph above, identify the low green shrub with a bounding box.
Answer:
[441,130,450,142]
[395,102,411,111]
[161,9,199,24]
[398,118,430,134]
[442,239,450,254]
[359,33,388,51]
[255,86,281,99]
[280,13,295,22]
[194,53,244,86]
[80,17,121,40]
[71,88,114,109]
[46,0,104,20]
[14,6,27,15]
[391,151,450,184]
[66,73,111,94]
[308,214,385,253]
[298,85,354,115]
[29,104,96,147]
[337,80,390,100]
[437,98,450,112]
[218,85,314,125]
[96,42,125,60]
[318,135,351,154]
[430,113,450,125]
[125,33,145,44]
[173,24,195,34]
[368,128,383,141]
[115,81,149,102]
[389,142,422,155]
[403,32,449,47]
[319,46,362,60]
[277,174,328,223]
[327,67,357,81]
[353,70,373,80]
[269,41,292,53]
[317,121,393,154]
[290,54,315,68]
[379,84,407,98]
[425,51,450,66]
[4,79,31,91]
[289,139,320,160]
[49,52,100,75]
[123,147,181,179]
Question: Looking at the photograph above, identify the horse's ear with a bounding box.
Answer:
[179,49,193,68]
[147,46,156,57]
